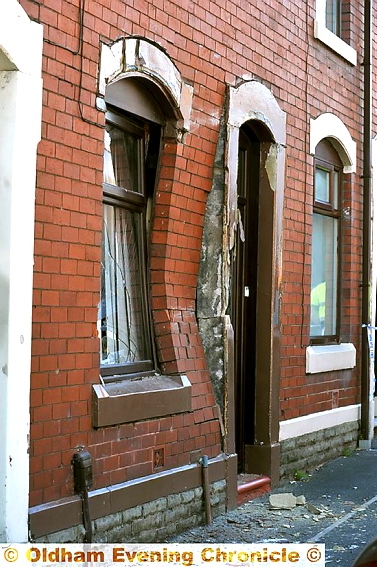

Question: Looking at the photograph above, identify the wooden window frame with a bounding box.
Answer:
[310,140,343,345]
[100,109,157,380]
[92,80,192,428]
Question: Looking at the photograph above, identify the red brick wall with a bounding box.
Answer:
[279,0,365,421]
[20,0,370,506]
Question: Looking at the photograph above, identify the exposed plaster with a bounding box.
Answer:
[265,145,279,192]
[0,72,12,90]
[228,81,286,144]
[208,259,222,315]
[138,39,182,103]
[98,38,192,134]
[180,82,194,133]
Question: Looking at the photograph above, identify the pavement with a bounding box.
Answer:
[170,445,377,566]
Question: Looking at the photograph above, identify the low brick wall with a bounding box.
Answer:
[279,421,359,480]
[34,481,226,543]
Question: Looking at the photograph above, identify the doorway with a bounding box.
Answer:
[231,121,274,474]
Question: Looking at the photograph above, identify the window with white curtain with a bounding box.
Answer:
[100,110,160,379]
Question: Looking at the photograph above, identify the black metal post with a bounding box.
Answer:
[361,0,373,443]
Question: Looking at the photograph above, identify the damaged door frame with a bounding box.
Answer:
[223,80,286,486]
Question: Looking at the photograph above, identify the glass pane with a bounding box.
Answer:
[104,125,140,192]
[237,148,247,199]
[333,170,339,209]
[310,213,338,337]
[100,204,150,365]
[326,0,340,35]
[315,167,330,203]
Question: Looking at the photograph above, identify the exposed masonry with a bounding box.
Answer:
[197,115,227,414]
[279,422,359,480]
[32,481,226,543]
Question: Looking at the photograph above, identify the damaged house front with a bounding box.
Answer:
[0,0,375,543]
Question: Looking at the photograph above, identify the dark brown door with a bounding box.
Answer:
[231,125,260,472]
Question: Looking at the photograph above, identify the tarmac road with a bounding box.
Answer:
[170,448,377,566]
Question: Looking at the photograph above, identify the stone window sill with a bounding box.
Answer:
[314,20,357,66]
[306,343,356,374]
[92,374,192,427]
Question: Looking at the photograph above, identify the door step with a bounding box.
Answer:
[237,474,271,505]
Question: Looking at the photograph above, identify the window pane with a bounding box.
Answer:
[333,170,339,209]
[310,213,338,336]
[315,167,330,203]
[104,126,140,192]
[237,148,247,199]
[100,204,150,365]
[326,0,340,35]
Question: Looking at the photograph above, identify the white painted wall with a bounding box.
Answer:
[0,0,42,543]
[279,404,360,442]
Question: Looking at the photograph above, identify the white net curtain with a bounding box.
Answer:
[100,126,149,366]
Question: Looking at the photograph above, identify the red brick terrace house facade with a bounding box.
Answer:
[1,0,376,543]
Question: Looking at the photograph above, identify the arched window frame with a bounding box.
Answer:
[92,39,193,427]
[100,107,160,380]
[310,139,343,343]
[307,114,356,373]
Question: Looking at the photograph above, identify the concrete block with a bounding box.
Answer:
[296,495,306,506]
[269,493,297,509]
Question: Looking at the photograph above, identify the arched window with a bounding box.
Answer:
[310,139,342,342]
[93,41,193,426]
[100,80,163,380]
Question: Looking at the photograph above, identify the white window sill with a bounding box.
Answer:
[306,343,356,374]
[314,21,357,66]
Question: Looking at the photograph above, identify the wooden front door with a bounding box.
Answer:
[232,124,260,472]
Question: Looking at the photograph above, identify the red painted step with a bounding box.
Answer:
[237,474,271,505]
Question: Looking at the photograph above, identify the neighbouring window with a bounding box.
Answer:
[100,109,161,380]
[325,0,351,43]
[326,0,342,36]
[314,0,355,65]
[310,139,342,342]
